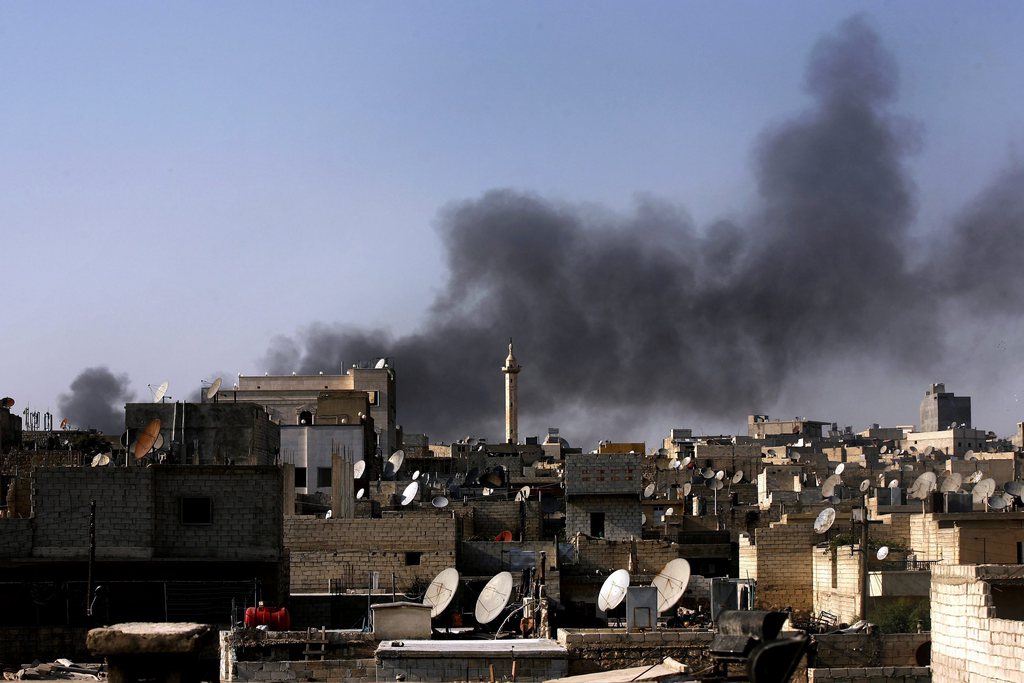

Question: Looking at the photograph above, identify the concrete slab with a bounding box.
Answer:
[87,622,216,656]
[376,638,567,659]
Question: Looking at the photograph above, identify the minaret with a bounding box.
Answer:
[502,338,521,444]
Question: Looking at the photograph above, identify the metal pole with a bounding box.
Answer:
[86,500,96,617]
[860,493,869,623]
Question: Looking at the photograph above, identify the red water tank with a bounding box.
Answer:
[244,605,291,630]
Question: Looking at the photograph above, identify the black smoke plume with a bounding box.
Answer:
[264,16,1024,443]
[58,367,135,434]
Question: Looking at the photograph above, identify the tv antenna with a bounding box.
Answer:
[150,381,169,403]
[423,568,459,618]
[205,377,223,401]
[474,572,513,625]
[651,559,691,613]
[598,569,630,612]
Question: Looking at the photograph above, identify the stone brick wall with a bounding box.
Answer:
[812,633,930,668]
[469,500,543,541]
[566,496,641,541]
[808,667,930,683]
[0,626,90,666]
[569,536,680,575]
[741,515,817,615]
[284,516,458,593]
[556,629,714,677]
[812,545,861,624]
[0,517,33,557]
[565,452,642,496]
[931,563,1024,683]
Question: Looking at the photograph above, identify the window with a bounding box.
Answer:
[299,410,313,425]
[366,391,379,406]
[295,467,307,488]
[590,512,605,538]
[405,552,422,566]
[180,497,212,525]
[317,467,332,488]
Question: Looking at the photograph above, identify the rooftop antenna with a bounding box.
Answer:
[150,381,169,403]
[515,485,531,502]
[474,572,513,625]
[597,569,630,612]
[876,546,890,561]
[134,419,162,460]
[940,473,963,493]
[353,460,366,479]
[205,377,223,401]
[400,481,419,506]
[356,488,365,500]
[431,495,450,509]
[651,558,691,613]
[384,450,405,479]
[643,483,655,499]
[423,568,459,618]
[813,507,836,535]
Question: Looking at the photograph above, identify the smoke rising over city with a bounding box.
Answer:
[58,367,135,434]
[60,16,1024,443]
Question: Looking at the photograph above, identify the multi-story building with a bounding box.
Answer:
[919,382,971,431]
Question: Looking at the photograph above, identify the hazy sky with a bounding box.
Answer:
[4,2,1024,445]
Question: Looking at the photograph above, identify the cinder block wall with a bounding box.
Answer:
[812,545,861,624]
[743,516,816,615]
[566,497,640,541]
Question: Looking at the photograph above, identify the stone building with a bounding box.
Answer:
[919,382,971,431]
[227,362,397,458]
[564,452,642,541]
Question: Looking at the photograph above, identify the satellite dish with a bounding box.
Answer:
[715,470,725,481]
[908,472,937,500]
[924,445,935,457]
[514,485,531,502]
[683,482,692,496]
[356,488,365,499]
[835,463,846,475]
[859,479,871,493]
[152,381,169,403]
[880,445,889,454]
[431,495,449,509]
[1003,481,1024,499]
[643,483,655,499]
[206,377,223,400]
[325,509,332,519]
[888,479,900,489]
[641,512,647,525]
[651,559,691,613]
[702,467,715,480]
[479,468,506,488]
[972,478,996,503]
[767,449,776,457]
[681,456,692,467]
[966,470,984,484]
[153,433,164,450]
[940,473,963,493]
[90,453,111,467]
[988,495,1008,511]
[423,568,459,618]
[465,467,480,485]
[821,474,843,499]
[353,460,366,479]
[964,449,975,460]
[374,358,387,369]
[134,419,161,460]
[671,459,682,470]
[909,446,918,454]
[731,470,744,484]
[475,572,513,624]
[814,508,836,534]
[598,569,631,612]
[708,479,724,491]
[664,507,675,517]
[482,487,493,496]
[877,546,890,561]
[385,450,405,478]
[0,397,14,409]
[412,470,421,481]
[400,482,419,506]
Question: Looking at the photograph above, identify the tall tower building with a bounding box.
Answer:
[502,339,521,444]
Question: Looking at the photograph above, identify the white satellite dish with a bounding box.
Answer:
[835,463,846,475]
[356,488,365,499]
[683,482,692,496]
[482,487,493,496]
[966,470,984,485]
[353,460,366,479]
[598,569,631,612]
[708,479,724,491]
[888,479,900,489]
[374,358,387,369]
[206,377,223,400]
[152,381,169,403]
[814,507,836,534]
[400,481,419,506]
[672,459,682,470]
[643,483,655,499]
[859,479,871,493]
[940,473,962,493]
[641,512,647,525]
[514,485,531,502]
[681,456,692,467]
[90,453,111,467]
[431,495,449,508]
[475,572,513,624]
[412,470,421,481]
[821,474,843,499]
[973,478,997,503]
[876,546,890,561]
[423,568,460,618]
[325,509,332,519]
[715,470,725,481]
[384,450,405,478]
[731,470,744,484]
[665,507,675,517]
[651,559,691,613]
[908,472,937,500]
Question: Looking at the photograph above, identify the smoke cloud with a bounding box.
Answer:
[58,367,135,434]
[265,16,1024,443]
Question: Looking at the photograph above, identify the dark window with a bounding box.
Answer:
[295,467,307,488]
[590,512,605,538]
[1018,542,1024,564]
[180,497,212,525]
[405,552,422,566]
[299,410,313,425]
[367,391,379,406]
[317,467,332,488]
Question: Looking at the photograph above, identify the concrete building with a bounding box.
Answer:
[227,362,397,458]
[125,401,280,466]
[564,452,641,541]
[900,426,991,458]
[919,382,971,431]
[501,340,521,444]
[748,414,831,442]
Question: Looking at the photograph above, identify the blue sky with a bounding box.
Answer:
[4,2,1024,441]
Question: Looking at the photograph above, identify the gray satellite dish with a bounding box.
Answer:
[643,483,655,499]
[908,472,937,500]
[909,446,918,454]
[835,463,846,475]
[988,495,1008,511]
[859,479,871,493]
[206,377,223,400]
[356,488,365,499]
[90,453,111,467]
[651,559,691,613]
[683,482,692,496]
[973,478,996,503]
[641,512,647,525]
[400,481,419,505]
[924,445,935,457]
[876,546,889,560]
[153,433,164,450]
[814,508,836,534]
[432,495,449,508]
[767,449,776,457]
[821,474,843,499]
[353,460,366,479]
[940,473,962,493]
[709,479,724,491]
[475,572,513,624]
[598,569,631,612]
[1004,481,1024,499]
[423,568,459,618]
[965,449,975,460]
[731,470,744,484]
[152,381,169,403]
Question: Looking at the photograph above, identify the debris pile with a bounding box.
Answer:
[3,659,104,680]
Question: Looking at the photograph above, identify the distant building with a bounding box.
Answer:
[564,452,642,540]
[0,402,21,454]
[748,414,830,442]
[919,382,971,431]
[227,361,397,457]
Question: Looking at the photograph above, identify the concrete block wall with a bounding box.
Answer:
[808,667,931,683]
[284,517,458,593]
[468,500,542,541]
[556,629,714,677]
[931,563,1024,683]
[566,497,640,541]
[812,545,862,624]
[0,518,32,557]
[812,632,930,668]
[564,452,641,496]
[742,515,817,615]
[570,536,679,575]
